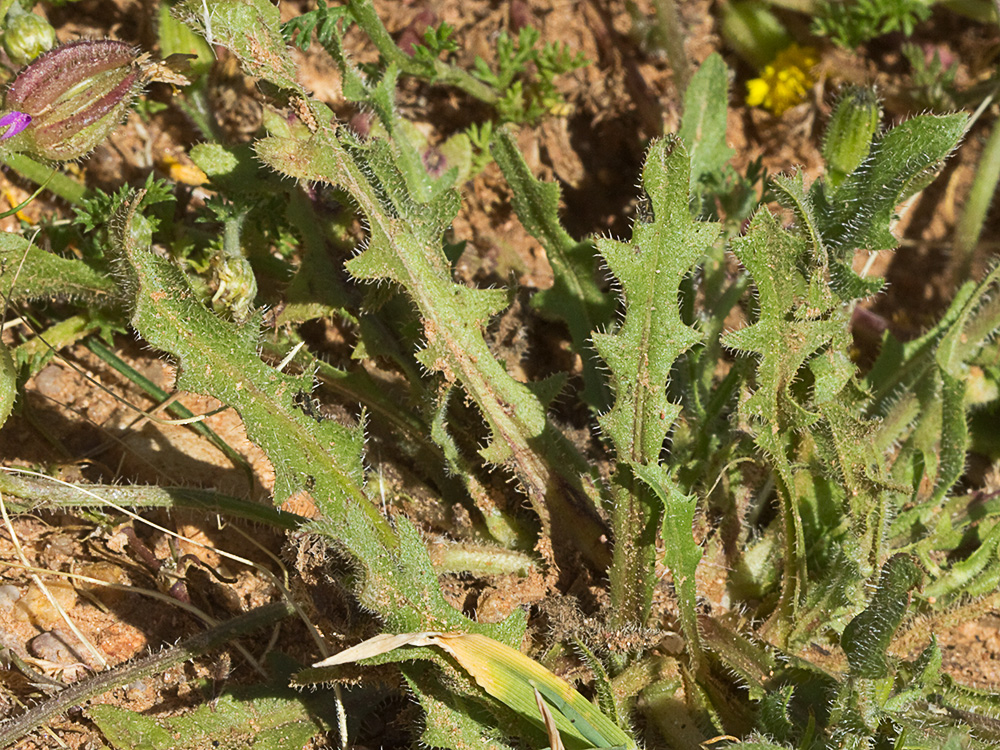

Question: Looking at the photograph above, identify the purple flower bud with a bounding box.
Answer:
[1,39,145,160]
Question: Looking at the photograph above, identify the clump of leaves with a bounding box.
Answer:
[812,0,932,48]
[282,0,585,125]
[2,1,999,750]
[902,41,960,112]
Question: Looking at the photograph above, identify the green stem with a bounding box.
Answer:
[222,206,249,259]
[0,340,13,430]
[0,601,295,749]
[1,153,88,205]
[0,472,308,529]
[954,114,1000,281]
[427,541,535,575]
[650,0,692,94]
[608,468,658,628]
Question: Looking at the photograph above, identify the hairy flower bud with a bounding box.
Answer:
[823,86,881,190]
[2,11,57,65]
[211,253,257,323]
[0,39,145,160]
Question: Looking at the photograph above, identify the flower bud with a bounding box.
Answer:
[2,11,57,65]
[211,252,257,323]
[0,39,145,160]
[823,86,881,190]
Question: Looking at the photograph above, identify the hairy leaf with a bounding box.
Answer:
[821,113,966,254]
[679,52,735,187]
[491,125,613,409]
[841,554,923,679]
[255,119,610,569]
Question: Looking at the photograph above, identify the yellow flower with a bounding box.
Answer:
[745,43,819,116]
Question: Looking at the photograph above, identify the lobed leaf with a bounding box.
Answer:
[0,232,116,307]
[256,113,610,569]
[593,135,720,462]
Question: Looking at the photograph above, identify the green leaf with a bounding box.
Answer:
[822,113,967,254]
[311,631,636,749]
[491,125,614,409]
[110,193,369,519]
[841,554,923,679]
[176,0,305,94]
[925,521,1000,600]
[89,658,331,750]
[679,52,735,187]
[635,463,704,660]
[0,231,116,307]
[771,172,829,272]
[593,135,720,462]
[592,135,717,626]
[0,340,14,430]
[109,191,506,634]
[403,661,518,750]
[721,209,843,432]
[756,685,796,742]
[256,118,610,571]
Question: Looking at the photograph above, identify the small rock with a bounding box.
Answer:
[0,584,20,611]
[28,629,93,681]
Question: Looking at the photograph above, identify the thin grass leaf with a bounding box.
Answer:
[314,631,638,750]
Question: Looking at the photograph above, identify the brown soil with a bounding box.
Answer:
[0,0,998,748]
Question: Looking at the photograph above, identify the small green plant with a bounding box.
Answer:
[813,0,932,48]
[282,0,585,125]
[1,2,999,749]
[902,41,960,111]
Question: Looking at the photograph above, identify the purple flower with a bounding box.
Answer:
[2,40,144,160]
[0,111,31,140]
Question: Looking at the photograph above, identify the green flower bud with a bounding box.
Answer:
[823,86,881,190]
[3,11,57,65]
[0,39,145,161]
[211,253,257,323]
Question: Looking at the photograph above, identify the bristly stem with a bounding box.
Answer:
[650,0,691,94]
[0,471,308,530]
[0,601,295,748]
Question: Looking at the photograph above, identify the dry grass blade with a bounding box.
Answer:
[535,686,567,750]
[314,631,637,749]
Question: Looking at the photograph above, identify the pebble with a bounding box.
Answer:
[28,629,93,681]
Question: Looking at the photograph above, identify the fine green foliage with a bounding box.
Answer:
[813,0,932,48]
[3,3,1000,750]
[280,0,584,124]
